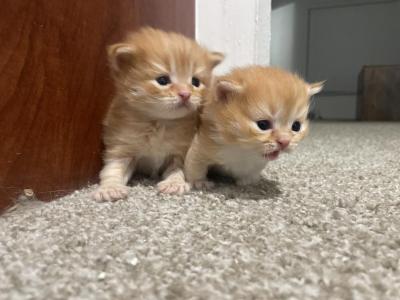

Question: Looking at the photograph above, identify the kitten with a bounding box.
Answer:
[184,66,323,188]
[93,27,223,201]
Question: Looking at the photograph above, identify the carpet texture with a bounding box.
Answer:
[1,122,400,300]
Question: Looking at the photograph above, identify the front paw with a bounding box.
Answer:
[92,185,129,202]
[191,180,215,190]
[157,178,190,195]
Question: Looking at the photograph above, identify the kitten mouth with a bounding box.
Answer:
[176,101,195,111]
[177,102,190,108]
[264,150,280,160]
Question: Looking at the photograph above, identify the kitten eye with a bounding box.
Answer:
[291,121,301,132]
[256,120,272,131]
[191,77,201,87]
[156,75,171,86]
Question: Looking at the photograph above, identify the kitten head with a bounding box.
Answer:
[107,27,224,120]
[205,66,323,160]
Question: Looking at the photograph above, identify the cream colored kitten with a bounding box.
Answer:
[185,66,323,188]
[93,27,223,201]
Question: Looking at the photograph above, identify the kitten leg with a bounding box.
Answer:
[157,156,190,195]
[93,157,136,202]
[184,139,214,190]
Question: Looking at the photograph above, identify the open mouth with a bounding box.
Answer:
[264,150,280,160]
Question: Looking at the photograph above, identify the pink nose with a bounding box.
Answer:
[178,91,191,102]
[277,139,290,150]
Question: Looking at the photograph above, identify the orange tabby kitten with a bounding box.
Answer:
[184,66,323,188]
[93,27,223,201]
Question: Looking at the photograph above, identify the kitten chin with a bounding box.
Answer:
[185,66,324,188]
[93,27,224,201]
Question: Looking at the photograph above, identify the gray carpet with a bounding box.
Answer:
[1,122,400,300]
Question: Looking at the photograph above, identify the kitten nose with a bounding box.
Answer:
[178,91,191,102]
[277,139,290,150]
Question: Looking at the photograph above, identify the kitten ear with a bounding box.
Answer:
[307,81,325,96]
[215,79,243,102]
[107,43,136,72]
[209,51,225,68]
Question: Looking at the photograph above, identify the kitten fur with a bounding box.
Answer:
[184,66,323,188]
[93,27,223,201]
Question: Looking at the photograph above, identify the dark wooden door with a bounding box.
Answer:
[0,0,194,211]
[357,65,400,121]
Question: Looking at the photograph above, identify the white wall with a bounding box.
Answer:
[308,1,400,92]
[271,0,400,120]
[270,2,297,71]
[271,0,308,75]
[196,0,271,75]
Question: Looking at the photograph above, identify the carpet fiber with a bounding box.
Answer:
[1,122,400,300]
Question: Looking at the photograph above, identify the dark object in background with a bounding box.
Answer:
[357,65,400,121]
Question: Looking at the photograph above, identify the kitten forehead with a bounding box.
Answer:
[122,27,217,75]
[150,62,168,73]
[149,49,207,82]
[250,99,309,124]
[193,62,207,73]
[169,55,177,76]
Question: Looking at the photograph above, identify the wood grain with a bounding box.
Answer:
[0,0,195,212]
[134,0,195,38]
[357,65,400,121]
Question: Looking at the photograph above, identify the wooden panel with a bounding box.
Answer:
[134,0,195,38]
[357,65,400,120]
[0,0,195,212]
[0,0,136,211]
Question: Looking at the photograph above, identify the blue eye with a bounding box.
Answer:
[292,121,301,132]
[156,75,171,85]
[256,120,272,131]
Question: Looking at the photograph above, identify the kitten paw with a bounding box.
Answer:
[92,185,129,202]
[192,180,215,190]
[157,178,190,195]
